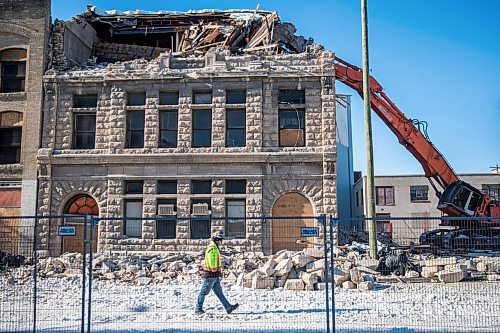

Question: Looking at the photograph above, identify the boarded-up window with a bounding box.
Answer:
[226,200,246,239]
[376,186,394,206]
[124,200,142,238]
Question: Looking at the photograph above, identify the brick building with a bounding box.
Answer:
[0,0,51,253]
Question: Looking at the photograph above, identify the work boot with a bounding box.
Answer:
[226,303,239,314]
[195,309,205,315]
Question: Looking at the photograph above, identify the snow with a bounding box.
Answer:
[1,276,499,332]
[89,6,269,19]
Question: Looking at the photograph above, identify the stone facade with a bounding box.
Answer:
[39,46,338,255]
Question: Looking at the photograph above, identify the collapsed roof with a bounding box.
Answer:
[78,5,314,61]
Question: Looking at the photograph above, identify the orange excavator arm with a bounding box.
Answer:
[334,56,460,194]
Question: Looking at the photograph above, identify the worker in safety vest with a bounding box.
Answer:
[195,231,239,315]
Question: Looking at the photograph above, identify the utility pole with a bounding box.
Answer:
[361,0,378,259]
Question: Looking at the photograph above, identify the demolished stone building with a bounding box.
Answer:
[34,6,346,256]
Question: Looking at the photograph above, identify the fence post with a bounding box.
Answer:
[32,217,38,333]
[87,215,97,333]
[81,213,88,333]
[321,214,331,333]
[329,215,336,332]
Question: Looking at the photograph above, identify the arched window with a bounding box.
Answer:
[0,49,27,93]
[65,195,99,215]
[0,111,23,164]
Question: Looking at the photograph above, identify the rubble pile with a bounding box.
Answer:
[1,247,499,290]
[82,6,314,59]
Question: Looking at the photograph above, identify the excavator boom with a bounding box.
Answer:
[334,56,498,221]
[334,56,459,190]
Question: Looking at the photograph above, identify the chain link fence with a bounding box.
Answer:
[1,215,499,332]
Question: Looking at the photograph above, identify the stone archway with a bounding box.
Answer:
[62,194,99,254]
[271,192,315,253]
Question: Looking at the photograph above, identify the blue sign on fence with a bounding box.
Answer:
[300,227,319,237]
[58,226,76,236]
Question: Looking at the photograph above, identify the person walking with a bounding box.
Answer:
[195,231,239,315]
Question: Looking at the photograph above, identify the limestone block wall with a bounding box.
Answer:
[39,48,338,254]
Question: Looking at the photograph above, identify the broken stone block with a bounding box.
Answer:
[303,247,324,258]
[349,268,364,285]
[284,279,305,291]
[405,270,419,278]
[316,282,334,291]
[437,269,465,283]
[486,274,500,281]
[333,268,350,286]
[310,269,325,282]
[259,262,275,277]
[274,258,293,276]
[342,281,356,290]
[422,265,442,278]
[292,254,315,268]
[476,261,488,272]
[306,259,325,272]
[237,273,252,288]
[355,259,379,270]
[252,275,275,289]
[304,284,315,291]
[422,257,457,267]
[301,272,319,285]
[444,263,467,272]
[135,277,152,286]
[357,281,374,291]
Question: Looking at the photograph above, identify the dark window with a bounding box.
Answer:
[410,185,429,202]
[0,111,22,164]
[0,127,21,164]
[125,180,143,194]
[226,90,246,104]
[126,111,145,148]
[156,198,177,239]
[226,200,246,239]
[0,49,27,93]
[73,94,98,108]
[159,91,179,105]
[361,189,364,206]
[279,109,305,147]
[279,90,305,104]
[376,186,395,206]
[192,180,211,194]
[355,191,359,207]
[226,110,245,147]
[193,91,212,104]
[124,200,142,237]
[127,91,146,106]
[190,198,211,239]
[159,111,178,148]
[192,110,212,147]
[73,114,96,149]
[226,180,246,194]
[158,180,177,194]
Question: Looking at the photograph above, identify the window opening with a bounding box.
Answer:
[126,111,145,148]
[73,113,96,149]
[159,110,178,147]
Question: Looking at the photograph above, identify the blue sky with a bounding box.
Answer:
[52,0,500,176]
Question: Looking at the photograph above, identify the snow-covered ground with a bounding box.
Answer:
[1,276,499,332]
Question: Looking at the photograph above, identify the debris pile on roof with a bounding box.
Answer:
[81,5,313,59]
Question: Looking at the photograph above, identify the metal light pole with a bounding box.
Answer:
[361,0,378,259]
